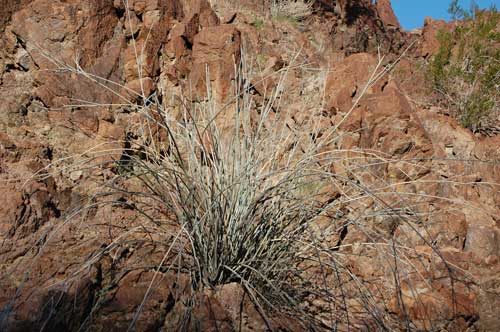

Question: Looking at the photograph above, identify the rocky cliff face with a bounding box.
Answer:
[0,1,499,331]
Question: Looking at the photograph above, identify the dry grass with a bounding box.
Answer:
[271,0,314,20]
[208,0,314,21]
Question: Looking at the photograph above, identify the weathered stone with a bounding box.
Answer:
[189,24,241,102]
[0,0,499,331]
[376,0,401,29]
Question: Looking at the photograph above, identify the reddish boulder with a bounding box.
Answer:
[376,0,401,29]
[189,25,241,102]
[0,0,34,32]
[417,17,457,58]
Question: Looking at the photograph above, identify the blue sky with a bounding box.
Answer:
[391,0,500,30]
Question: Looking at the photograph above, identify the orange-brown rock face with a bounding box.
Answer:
[376,0,401,29]
[189,24,241,102]
[417,16,458,58]
[323,51,500,330]
[0,0,499,331]
[0,0,35,32]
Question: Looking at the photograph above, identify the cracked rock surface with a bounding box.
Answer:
[0,0,499,331]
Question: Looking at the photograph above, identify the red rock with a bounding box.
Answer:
[189,24,241,102]
[484,255,499,266]
[464,225,499,258]
[417,17,457,58]
[0,0,499,330]
[0,186,24,235]
[376,0,401,29]
[325,53,379,112]
[0,0,34,32]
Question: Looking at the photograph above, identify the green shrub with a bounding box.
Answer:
[250,17,265,29]
[428,2,499,133]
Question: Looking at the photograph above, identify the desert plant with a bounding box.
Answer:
[3,5,490,331]
[448,0,477,20]
[131,64,329,305]
[250,16,265,29]
[106,51,433,330]
[428,1,499,134]
[71,48,468,331]
[270,0,314,21]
